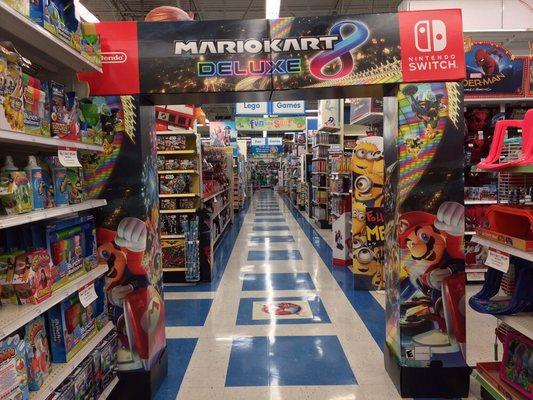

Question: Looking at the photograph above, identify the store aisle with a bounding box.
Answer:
[157,190,403,400]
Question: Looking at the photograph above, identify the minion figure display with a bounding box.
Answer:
[383,83,469,398]
[352,136,385,290]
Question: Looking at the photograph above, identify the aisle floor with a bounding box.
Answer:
[156,190,486,400]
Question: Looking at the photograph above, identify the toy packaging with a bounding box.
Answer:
[159,173,191,195]
[71,358,94,399]
[65,92,81,142]
[0,333,30,400]
[3,0,30,16]
[46,291,97,363]
[0,47,25,132]
[0,250,24,305]
[92,332,118,395]
[162,239,186,268]
[501,334,533,399]
[22,75,47,137]
[49,158,69,207]
[48,379,75,400]
[13,249,53,305]
[157,135,187,151]
[81,23,102,67]
[24,315,51,391]
[49,81,69,139]
[66,168,85,204]
[30,0,59,34]
[0,171,34,215]
[46,215,97,289]
[39,157,56,209]
[160,198,177,210]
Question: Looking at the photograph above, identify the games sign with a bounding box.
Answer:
[79,10,466,98]
[464,41,528,98]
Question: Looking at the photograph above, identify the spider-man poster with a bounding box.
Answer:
[464,41,527,98]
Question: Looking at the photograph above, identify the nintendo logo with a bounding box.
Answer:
[414,20,447,52]
[101,51,128,64]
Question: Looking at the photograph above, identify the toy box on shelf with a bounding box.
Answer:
[156,107,201,284]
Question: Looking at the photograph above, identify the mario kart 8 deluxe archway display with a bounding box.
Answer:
[79,7,468,398]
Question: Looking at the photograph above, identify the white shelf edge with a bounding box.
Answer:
[203,187,229,202]
[30,322,115,400]
[471,235,533,261]
[465,231,476,235]
[0,265,109,341]
[97,376,119,400]
[0,129,104,151]
[0,199,107,229]
[464,200,498,205]
[496,314,533,339]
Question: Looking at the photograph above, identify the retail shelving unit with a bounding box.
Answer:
[0,6,118,397]
[157,127,202,283]
[202,147,234,250]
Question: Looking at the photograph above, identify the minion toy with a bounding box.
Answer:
[352,136,384,207]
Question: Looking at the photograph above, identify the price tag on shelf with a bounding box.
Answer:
[485,248,510,273]
[78,282,98,308]
[58,147,82,167]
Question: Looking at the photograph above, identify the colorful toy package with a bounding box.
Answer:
[22,74,48,137]
[81,23,102,67]
[12,249,53,305]
[46,291,97,363]
[66,168,85,204]
[0,333,30,400]
[71,358,94,399]
[39,157,56,209]
[30,0,59,34]
[0,171,34,215]
[49,81,69,139]
[2,0,30,16]
[0,47,25,132]
[46,215,98,289]
[0,250,24,305]
[92,332,118,395]
[65,92,81,142]
[24,315,51,391]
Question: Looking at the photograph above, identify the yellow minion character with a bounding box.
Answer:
[352,202,366,236]
[351,136,384,207]
[353,238,383,287]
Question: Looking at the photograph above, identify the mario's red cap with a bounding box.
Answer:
[398,211,436,248]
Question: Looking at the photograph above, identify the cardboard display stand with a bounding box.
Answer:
[80,8,468,398]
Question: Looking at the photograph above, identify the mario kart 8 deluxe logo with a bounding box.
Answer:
[174,20,370,80]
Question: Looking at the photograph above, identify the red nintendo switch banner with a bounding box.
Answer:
[399,9,466,82]
[78,22,140,95]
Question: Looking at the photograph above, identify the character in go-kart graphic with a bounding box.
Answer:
[398,201,466,353]
[97,217,166,371]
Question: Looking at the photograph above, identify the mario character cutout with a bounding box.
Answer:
[352,136,384,207]
[98,217,165,371]
[399,201,466,352]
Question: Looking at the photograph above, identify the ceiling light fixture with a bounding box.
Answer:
[75,0,100,23]
[263,130,268,138]
[265,0,281,19]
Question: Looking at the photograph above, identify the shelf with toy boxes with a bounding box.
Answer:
[0,2,102,75]
[0,44,108,149]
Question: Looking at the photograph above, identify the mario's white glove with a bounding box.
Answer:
[428,267,452,289]
[109,284,134,306]
[114,217,147,252]
[434,201,464,236]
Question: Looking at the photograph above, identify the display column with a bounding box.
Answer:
[87,97,167,399]
[383,83,470,398]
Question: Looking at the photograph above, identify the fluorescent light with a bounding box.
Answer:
[75,0,100,22]
[263,130,268,137]
[265,0,280,19]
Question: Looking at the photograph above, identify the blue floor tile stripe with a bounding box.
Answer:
[282,197,385,351]
[165,201,250,292]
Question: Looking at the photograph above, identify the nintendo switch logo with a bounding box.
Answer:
[399,10,465,82]
[101,51,128,64]
[414,20,447,52]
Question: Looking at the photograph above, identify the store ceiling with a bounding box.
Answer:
[83,0,402,21]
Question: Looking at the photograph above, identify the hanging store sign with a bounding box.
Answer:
[251,137,266,146]
[267,137,283,145]
[464,41,528,98]
[250,145,284,155]
[271,101,305,115]
[79,9,466,98]
[236,116,306,131]
[236,101,306,115]
[236,102,269,115]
